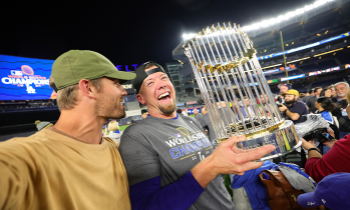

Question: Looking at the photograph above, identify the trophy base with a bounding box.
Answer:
[217,120,302,161]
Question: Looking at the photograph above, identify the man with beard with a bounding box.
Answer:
[332,82,350,138]
[0,50,136,209]
[119,62,275,210]
[278,89,309,124]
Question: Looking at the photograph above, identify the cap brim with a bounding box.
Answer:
[106,71,136,84]
[297,192,321,208]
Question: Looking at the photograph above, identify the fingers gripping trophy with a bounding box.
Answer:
[183,22,301,161]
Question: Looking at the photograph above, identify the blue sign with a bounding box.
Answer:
[0,54,139,100]
[0,55,55,100]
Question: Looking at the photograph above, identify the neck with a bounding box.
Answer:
[53,108,106,144]
[149,110,177,119]
[148,107,177,119]
[318,107,325,112]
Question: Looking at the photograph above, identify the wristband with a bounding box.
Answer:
[308,148,321,154]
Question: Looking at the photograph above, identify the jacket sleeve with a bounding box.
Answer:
[305,135,350,183]
[129,172,204,210]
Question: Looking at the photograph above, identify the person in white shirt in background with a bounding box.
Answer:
[104,120,123,143]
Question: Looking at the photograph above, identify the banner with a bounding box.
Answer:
[0,55,55,100]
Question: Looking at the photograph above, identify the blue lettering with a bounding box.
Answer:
[132,64,139,70]
[170,148,180,159]
[185,144,194,153]
[202,138,211,147]
[125,65,131,72]
[116,65,122,70]
[178,145,189,156]
[195,140,203,148]
[189,142,200,151]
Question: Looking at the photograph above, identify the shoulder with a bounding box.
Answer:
[181,115,202,127]
[295,101,307,107]
[0,130,56,157]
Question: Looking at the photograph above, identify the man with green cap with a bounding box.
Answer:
[119,61,276,210]
[0,50,135,210]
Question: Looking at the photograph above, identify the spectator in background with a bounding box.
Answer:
[298,173,350,209]
[176,108,184,116]
[104,120,123,143]
[314,97,339,139]
[193,107,205,128]
[327,85,336,97]
[302,89,314,103]
[196,107,211,138]
[279,89,309,124]
[320,88,332,98]
[301,88,350,183]
[182,108,189,116]
[306,87,323,113]
[141,109,149,119]
[278,83,291,95]
[299,93,306,98]
[315,97,340,155]
[243,96,255,116]
[310,89,315,96]
[332,82,350,138]
[259,94,271,117]
[232,99,248,119]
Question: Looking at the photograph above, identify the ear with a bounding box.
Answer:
[136,93,146,105]
[78,79,97,99]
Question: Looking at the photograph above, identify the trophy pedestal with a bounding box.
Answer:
[230,120,302,161]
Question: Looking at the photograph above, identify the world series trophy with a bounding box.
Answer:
[183,22,301,161]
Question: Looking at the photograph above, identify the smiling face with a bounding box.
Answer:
[137,67,176,117]
[95,78,127,119]
[335,84,348,99]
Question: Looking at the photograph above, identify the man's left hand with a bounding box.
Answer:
[278,104,288,112]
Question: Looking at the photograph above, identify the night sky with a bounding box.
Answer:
[1,0,306,67]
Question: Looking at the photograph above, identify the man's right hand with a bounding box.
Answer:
[191,135,276,188]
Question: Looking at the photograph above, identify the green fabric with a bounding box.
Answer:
[52,50,135,90]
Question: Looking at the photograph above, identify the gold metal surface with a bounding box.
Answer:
[243,120,286,140]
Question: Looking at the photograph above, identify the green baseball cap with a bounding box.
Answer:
[52,50,136,90]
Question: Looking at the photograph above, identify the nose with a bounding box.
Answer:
[121,86,127,96]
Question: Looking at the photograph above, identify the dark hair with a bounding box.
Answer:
[141,109,148,114]
[308,90,313,94]
[320,88,330,97]
[176,109,183,114]
[314,87,322,93]
[316,97,336,112]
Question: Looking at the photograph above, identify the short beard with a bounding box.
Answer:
[285,99,295,105]
[160,102,176,115]
[338,93,346,97]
